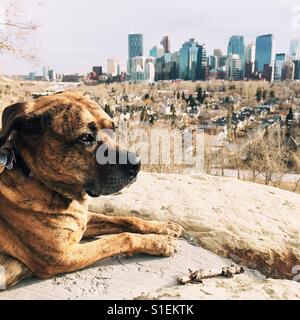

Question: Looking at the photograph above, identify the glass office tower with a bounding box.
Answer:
[227,35,245,74]
[255,34,275,73]
[179,39,195,80]
[290,39,300,60]
[274,53,286,81]
[179,39,207,80]
[128,34,143,74]
[294,60,300,80]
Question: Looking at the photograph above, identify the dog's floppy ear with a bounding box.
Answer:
[0,102,26,172]
[0,102,26,147]
[0,101,51,147]
[0,102,51,172]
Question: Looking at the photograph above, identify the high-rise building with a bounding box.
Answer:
[48,69,56,81]
[294,60,300,80]
[128,34,143,74]
[227,36,245,74]
[196,44,207,80]
[281,60,295,81]
[164,52,172,63]
[28,72,36,81]
[107,58,119,76]
[208,56,218,70]
[189,42,199,80]
[274,53,286,81]
[144,61,155,83]
[290,39,300,60]
[245,42,255,79]
[255,34,275,80]
[219,55,227,68]
[179,39,195,80]
[226,54,242,80]
[160,36,170,54]
[149,45,164,59]
[245,42,255,64]
[43,66,49,81]
[213,49,223,59]
[149,47,157,58]
[244,62,254,79]
[131,56,145,82]
[179,39,206,80]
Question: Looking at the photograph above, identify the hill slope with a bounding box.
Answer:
[1,172,300,299]
[90,172,300,280]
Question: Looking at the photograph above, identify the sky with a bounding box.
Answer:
[0,0,300,75]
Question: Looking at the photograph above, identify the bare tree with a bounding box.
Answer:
[241,126,289,186]
[0,0,39,61]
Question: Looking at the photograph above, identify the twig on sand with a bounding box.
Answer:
[178,264,245,285]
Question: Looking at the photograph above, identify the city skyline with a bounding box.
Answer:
[0,0,299,75]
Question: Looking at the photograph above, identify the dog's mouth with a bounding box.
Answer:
[85,173,139,198]
[86,153,141,198]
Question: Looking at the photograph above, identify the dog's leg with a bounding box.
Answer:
[0,252,32,290]
[84,212,183,238]
[35,233,176,278]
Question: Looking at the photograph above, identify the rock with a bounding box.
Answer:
[1,172,300,299]
[1,240,300,300]
[89,172,300,280]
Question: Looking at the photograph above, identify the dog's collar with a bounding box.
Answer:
[0,130,31,177]
[0,131,17,173]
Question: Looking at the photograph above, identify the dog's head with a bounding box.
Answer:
[0,92,141,199]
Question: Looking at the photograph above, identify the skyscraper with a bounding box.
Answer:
[144,61,155,83]
[255,34,275,80]
[160,36,170,54]
[245,42,255,64]
[107,58,119,77]
[213,49,223,59]
[149,45,164,59]
[226,54,242,80]
[179,39,206,80]
[245,42,255,79]
[43,66,49,81]
[128,34,143,74]
[208,55,218,70]
[179,39,195,80]
[196,44,207,80]
[294,60,300,80]
[219,55,227,68]
[227,36,245,75]
[189,42,199,80]
[290,39,300,60]
[281,60,295,81]
[131,56,146,82]
[274,53,286,81]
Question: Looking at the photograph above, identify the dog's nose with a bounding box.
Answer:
[127,151,141,176]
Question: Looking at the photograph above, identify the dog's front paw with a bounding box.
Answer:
[151,221,184,237]
[152,235,177,257]
[164,222,184,237]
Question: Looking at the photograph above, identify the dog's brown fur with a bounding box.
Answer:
[0,92,182,290]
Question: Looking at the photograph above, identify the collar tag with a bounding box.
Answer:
[0,131,17,174]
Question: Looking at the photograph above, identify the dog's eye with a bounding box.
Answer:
[79,134,95,146]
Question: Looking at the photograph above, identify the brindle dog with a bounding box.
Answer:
[0,92,183,290]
